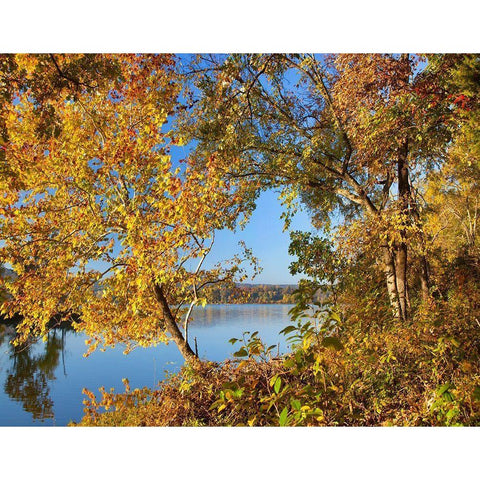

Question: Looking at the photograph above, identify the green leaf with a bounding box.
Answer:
[437,383,453,395]
[266,344,276,353]
[283,358,296,369]
[280,325,297,335]
[290,399,301,411]
[233,347,248,358]
[279,407,289,426]
[228,338,238,345]
[232,388,244,399]
[322,336,343,351]
[274,377,282,394]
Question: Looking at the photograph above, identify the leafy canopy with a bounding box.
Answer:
[0,54,251,353]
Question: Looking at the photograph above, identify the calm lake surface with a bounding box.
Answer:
[0,304,294,426]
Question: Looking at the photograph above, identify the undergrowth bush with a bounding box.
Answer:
[77,271,480,427]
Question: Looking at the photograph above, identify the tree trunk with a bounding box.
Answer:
[395,242,408,321]
[396,138,411,321]
[397,137,432,305]
[419,255,430,301]
[153,283,199,364]
[383,246,402,319]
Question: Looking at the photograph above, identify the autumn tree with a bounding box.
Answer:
[183,54,460,321]
[423,54,480,280]
[0,54,252,363]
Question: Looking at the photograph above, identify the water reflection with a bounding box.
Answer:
[0,304,294,425]
[1,325,67,422]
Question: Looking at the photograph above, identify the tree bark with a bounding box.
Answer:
[397,136,432,306]
[383,246,402,319]
[396,138,411,321]
[153,283,199,364]
[395,242,408,320]
[418,255,430,301]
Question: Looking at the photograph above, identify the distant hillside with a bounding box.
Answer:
[204,283,301,304]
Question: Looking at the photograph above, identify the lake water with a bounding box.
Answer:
[0,304,294,426]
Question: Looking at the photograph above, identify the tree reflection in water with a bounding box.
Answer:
[1,325,66,422]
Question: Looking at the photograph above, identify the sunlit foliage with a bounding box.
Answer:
[0,54,253,360]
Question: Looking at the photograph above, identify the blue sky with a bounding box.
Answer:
[203,189,314,284]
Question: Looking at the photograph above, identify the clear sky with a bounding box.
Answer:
[203,189,314,285]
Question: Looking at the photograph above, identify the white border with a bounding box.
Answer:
[1,427,479,478]
[0,0,478,52]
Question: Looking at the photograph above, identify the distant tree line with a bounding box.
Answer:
[204,283,296,304]
[204,283,325,304]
